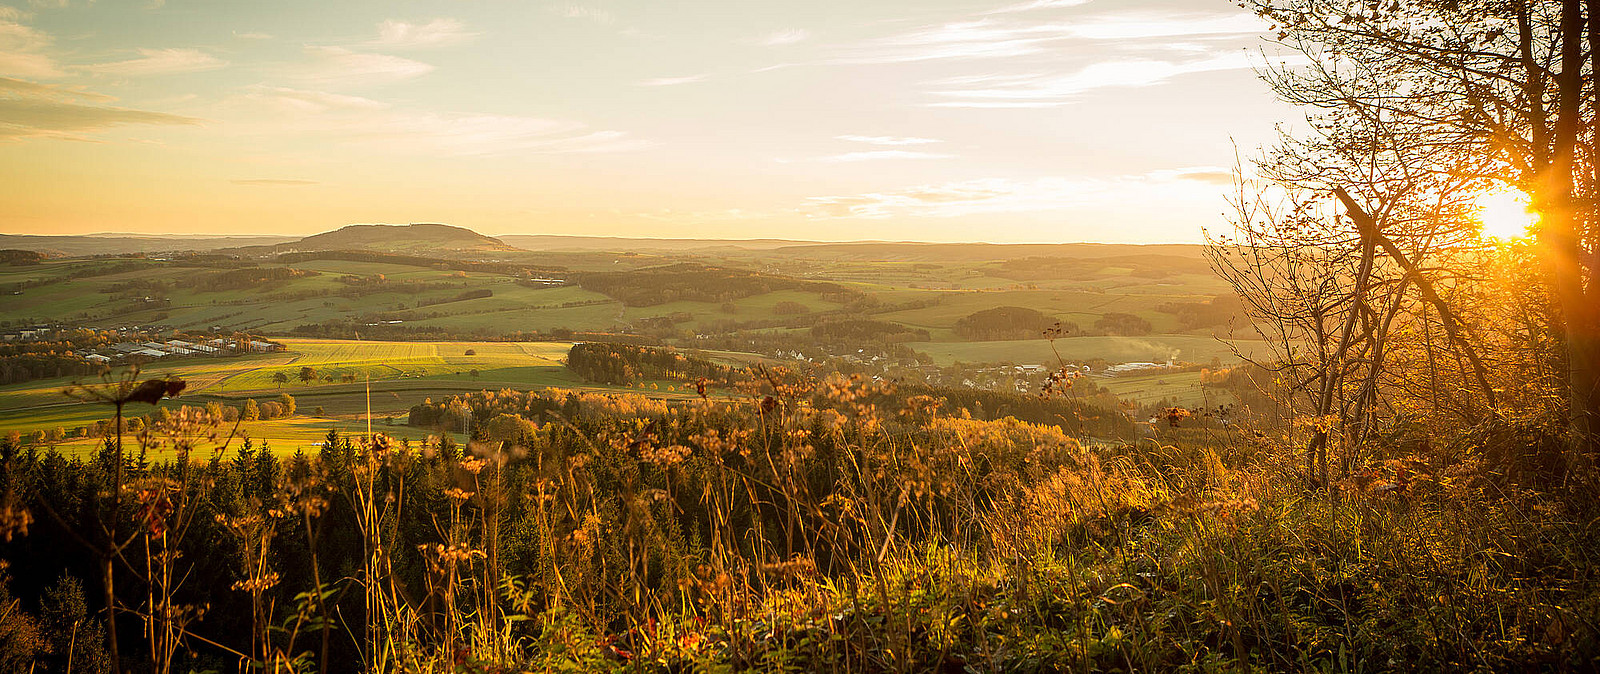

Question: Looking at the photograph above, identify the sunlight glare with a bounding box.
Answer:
[1475,188,1538,241]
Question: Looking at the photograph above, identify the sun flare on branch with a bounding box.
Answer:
[1474,187,1538,241]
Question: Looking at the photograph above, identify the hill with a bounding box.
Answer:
[765,241,1209,262]
[0,233,295,257]
[273,223,521,255]
[499,234,811,253]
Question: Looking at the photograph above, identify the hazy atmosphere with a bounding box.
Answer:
[1,0,1291,241]
[4,1,1600,673]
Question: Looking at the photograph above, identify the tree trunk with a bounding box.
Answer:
[1545,0,1600,459]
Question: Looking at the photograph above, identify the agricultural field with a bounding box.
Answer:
[0,239,1269,452]
[0,338,587,455]
[0,244,1250,347]
[1094,370,1223,408]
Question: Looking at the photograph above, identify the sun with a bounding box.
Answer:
[1474,187,1538,241]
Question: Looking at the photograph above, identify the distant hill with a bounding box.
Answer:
[201,223,526,258]
[278,223,521,254]
[765,242,1208,262]
[0,227,1208,261]
[498,235,812,253]
[496,236,1208,260]
[0,233,295,257]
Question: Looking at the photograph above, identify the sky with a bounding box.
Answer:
[0,0,1300,243]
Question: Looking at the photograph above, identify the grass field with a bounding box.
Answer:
[1094,370,1228,408]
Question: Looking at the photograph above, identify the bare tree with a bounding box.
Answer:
[1243,0,1600,465]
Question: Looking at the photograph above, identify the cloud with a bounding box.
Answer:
[233,86,649,156]
[239,86,388,115]
[837,135,943,146]
[841,11,1262,64]
[637,74,706,86]
[814,150,954,163]
[0,16,60,78]
[0,75,112,102]
[985,0,1093,14]
[232,179,318,186]
[926,52,1268,107]
[233,30,272,40]
[1151,166,1235,185]
[288,46,434,86]
[846,19,1058,63]
[83,48,227,76]
[1,74,200,141]
[800,169,1227,219]
[369,18,477,49]
[0,97,200,141]
[1058,12,1263,40]
[555,5,614,24]
[753,28,809,46]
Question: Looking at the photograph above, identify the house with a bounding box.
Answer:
[85,354,111,363]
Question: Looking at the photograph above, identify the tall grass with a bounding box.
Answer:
[1,372,1596,672]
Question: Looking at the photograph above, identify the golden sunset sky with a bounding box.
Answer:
[0,0,1296,242]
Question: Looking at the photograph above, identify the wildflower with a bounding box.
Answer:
[460,457,487,474]
[641,443,691,467]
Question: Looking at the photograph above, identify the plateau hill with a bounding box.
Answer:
[272,223,521,255]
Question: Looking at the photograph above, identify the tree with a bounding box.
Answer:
[1242,0,1600,463]
[1094,312,1152,337]
[278,393,296,416]
[773,300,810,315]
[41,574,110,674]
[484,413,535,444]
[272,371,289,388]
[242,399,260,421]
[298,366,317,384]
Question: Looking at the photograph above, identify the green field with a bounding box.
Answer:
[1094,370,1229,408]
[0,338,589,455]
[0,242,1266,451]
